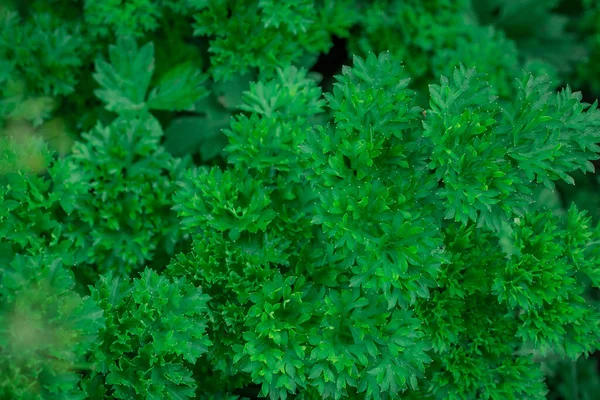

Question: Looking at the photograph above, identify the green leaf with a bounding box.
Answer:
[147,62,209,111]
[163,97,231,159]
[93,36,155,113]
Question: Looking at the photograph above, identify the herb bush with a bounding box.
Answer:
[2,1,600,399]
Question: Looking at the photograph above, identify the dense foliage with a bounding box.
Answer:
[3,1,600,399]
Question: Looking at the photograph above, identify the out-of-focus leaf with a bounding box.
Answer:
[163,96,231,159]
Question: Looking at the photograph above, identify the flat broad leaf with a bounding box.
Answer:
[163,97,231,159]
[147,62,209,112]
[93,37,155,112]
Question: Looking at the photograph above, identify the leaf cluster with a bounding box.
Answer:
[3,1,600,399]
